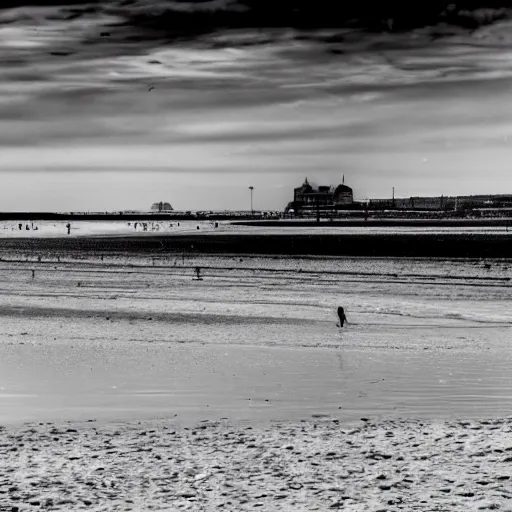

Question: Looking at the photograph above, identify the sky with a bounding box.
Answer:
[2,1,512,211]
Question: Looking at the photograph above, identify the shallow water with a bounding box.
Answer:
[1,255,512,424]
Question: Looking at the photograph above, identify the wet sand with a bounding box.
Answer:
[2,250,512,510]
[1,254,512,425]
[2,226,512,257]
[3,329,512,427]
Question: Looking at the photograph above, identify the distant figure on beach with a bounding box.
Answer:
[337,307,348,327]
[66,222,71,235]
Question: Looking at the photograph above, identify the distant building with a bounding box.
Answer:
[368,194,512,211]
[286,177,353,213]
[151,202,173,212]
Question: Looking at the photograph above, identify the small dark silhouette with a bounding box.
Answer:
[337,307,348,327]
[194,267,203,280]
[66,222,71,235]
[18,223,22,230]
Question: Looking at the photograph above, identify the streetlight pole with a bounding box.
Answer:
[249,186,254,215]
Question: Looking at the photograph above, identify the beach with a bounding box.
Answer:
[3,417,512,511]
[4,0,512,505]
[2,231,512,509]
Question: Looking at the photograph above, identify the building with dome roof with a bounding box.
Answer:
[285,177,354,213]
[151,201,173,212]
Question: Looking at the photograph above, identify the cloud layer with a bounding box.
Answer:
[2,1,512,210]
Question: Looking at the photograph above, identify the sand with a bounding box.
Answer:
[3,417,512,511]
[2,254,512,425]
[2,249,512,510]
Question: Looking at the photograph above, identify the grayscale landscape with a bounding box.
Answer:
[2,229,512,510]
[3,0,512,510]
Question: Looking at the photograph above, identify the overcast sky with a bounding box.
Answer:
[2,1,512,211]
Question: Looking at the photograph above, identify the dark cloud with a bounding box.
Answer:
[0,1,95,7]
[2,1,512,36]
[103,1,512,35]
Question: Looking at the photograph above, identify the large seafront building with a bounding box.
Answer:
[285,177,354,213]
[285,178,512,215]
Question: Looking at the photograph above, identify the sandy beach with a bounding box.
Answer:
[3,417,512,511]
[2,236,512,510]
[5,0,512,505]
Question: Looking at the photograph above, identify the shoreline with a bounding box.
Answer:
[3,416,512,511]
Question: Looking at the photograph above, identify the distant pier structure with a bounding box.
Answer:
[151,202,173,212]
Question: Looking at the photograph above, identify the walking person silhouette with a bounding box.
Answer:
[337,307,348,328]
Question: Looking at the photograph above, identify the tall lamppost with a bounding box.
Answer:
[249,186,254,215]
